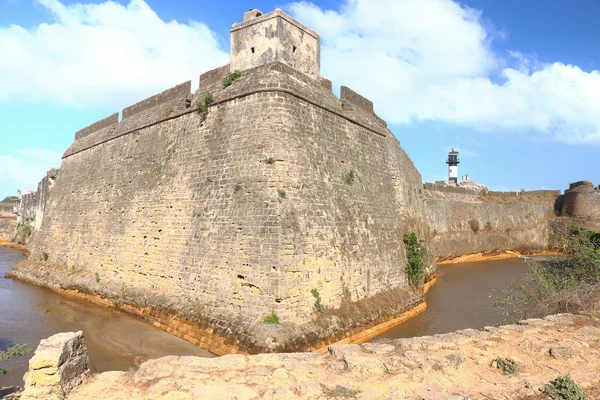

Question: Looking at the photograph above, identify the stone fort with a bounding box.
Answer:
[13,9,598,354]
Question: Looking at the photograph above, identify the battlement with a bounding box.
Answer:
[340,86,374,114]
[567,180,595,192]
[230,8,320,79]
[122,81,191,120]
[74,113,118,141]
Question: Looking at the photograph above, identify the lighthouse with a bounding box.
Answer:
[446,148,460,185]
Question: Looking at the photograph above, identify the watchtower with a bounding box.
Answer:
[446,149,460,185]
[230,9,321,79]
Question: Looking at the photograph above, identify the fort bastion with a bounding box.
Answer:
[13,8,596,355]
[15,9,435,354]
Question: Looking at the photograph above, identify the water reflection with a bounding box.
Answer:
[0,248,214,387]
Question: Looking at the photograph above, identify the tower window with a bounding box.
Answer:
[292,46,297,54]
[251,47,255,54]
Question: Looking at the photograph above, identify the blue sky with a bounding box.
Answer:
[1,0,599,199]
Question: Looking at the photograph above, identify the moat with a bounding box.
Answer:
[0,248,214,386]
[374,258,528,340]
[1,247,528,386]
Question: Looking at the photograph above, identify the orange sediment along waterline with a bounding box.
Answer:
[423,274,438,294]
[0,239,28,253]
[11,268,430,357]
[437,249,559,265]
[312,301,428,354]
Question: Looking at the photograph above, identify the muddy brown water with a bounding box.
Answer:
[0,248,214,387]
[374,258,529,340]
[1,247,529,386]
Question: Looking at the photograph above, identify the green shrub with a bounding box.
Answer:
[493,357,520,375]
[264,157,276,165]
[343,170,355,185]
[1,344,33,375]
[277,189,286,199]
[496,225,600,320]
[311,288,324,312]
[264,310,280,324]
[196,101,208,116]
[203,92,214,106]
[41,252,49,261]
[485,220,492,230]
[196,92,214,118]
[234,184,242,193]
[95,272,100,283]
[223,70,241,88]
[403,232,426,287]
[543,374,586,400]
[164,106,174,117]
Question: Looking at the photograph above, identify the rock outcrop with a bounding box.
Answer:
[20,331,90,400]
[20,314,600,399]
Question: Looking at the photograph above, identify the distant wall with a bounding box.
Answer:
[563,180,600,219]
[18,191,37,226]
[0,216,16,241]
[34,169,59,230]
[424,191,556,259]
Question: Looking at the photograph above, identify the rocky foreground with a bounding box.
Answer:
[16,314,600,399]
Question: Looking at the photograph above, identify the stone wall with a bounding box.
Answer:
[34,169,59,230]
[230,9,320,79]
[563,180,600,219]
[17,191,37,226]
[424,190,556,259]
[21,59,434,354]
[0,215,16,241]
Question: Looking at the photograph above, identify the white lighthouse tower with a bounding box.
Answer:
[446,148,460,185]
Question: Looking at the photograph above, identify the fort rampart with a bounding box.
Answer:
[423,189,557,259]
[563,180,600,219]
[16,9,435,354]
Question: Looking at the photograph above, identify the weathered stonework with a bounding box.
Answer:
[563,180,600,219]
[20,331,90,400]
[18,10,435,354]
[424,189,556,259]
[230,9,320,79]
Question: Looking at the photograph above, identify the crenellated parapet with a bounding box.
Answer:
[74,113,118,141]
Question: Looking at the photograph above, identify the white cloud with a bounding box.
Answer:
[288,0,600,144]
[0,0,229,107]
[0,148,62,193]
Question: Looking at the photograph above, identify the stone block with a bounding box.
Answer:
[21,331,90,398]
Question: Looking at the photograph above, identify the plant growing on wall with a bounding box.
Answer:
[223,70,241,88]
[264,157,276,165]
[403,232,426,287]
[311,288,324,312]
[196,92,214,118]
[343,170,355,185]
[264,310,280,324]
[485,221,492,230]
